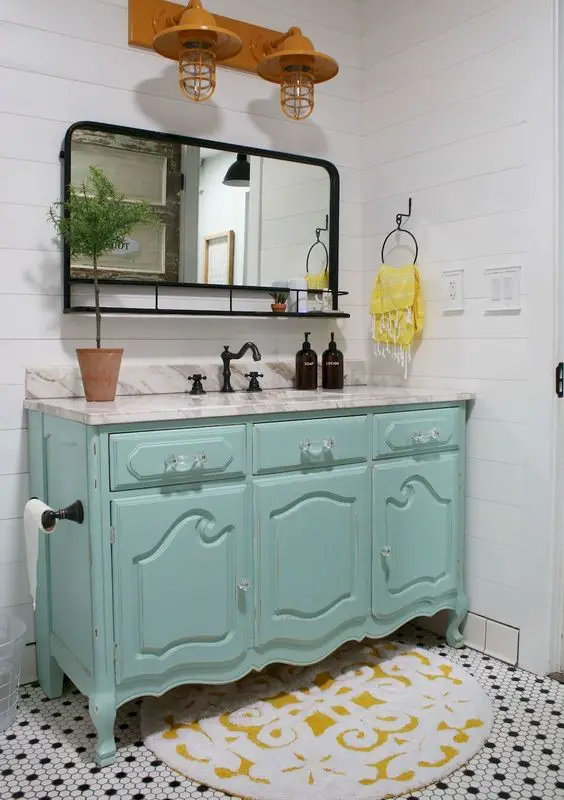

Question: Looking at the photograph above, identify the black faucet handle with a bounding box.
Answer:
[187,374,207,395]
[245,372,264,393]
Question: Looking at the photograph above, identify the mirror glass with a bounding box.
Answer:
[68,127,332,293]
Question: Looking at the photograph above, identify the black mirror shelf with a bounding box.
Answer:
[65,278,349,319]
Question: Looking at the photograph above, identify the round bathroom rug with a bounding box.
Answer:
[141,639,494,800]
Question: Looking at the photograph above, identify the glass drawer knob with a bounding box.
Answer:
[300,437,335,455]
[411,428,440,444]
[166,452,207,471]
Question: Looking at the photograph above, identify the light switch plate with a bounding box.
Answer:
[442,269,464,312]
[485,266,521,313]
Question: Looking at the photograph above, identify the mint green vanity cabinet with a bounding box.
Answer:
[374,408,460,457]
[109,425,246,490]
[111,483,251,683]
[28,399,468,766]
[253,415,367,474]
[372,453,460,620]
[254,465,370,649]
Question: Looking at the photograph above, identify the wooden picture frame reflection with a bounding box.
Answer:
[203,230,235,285]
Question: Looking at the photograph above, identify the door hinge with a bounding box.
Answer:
[114,643,118,663]
[557,363,564,398]
[110,526,115,545]
[180,172,185,191]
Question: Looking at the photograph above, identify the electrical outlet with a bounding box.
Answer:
[442,269,464,312]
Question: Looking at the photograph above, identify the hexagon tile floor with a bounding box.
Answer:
[1,628,563,800]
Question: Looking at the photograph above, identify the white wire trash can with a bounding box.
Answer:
[0,615,27,733]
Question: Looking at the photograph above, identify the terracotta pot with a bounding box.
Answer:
[76,348,123,402]
[271,303,287,313]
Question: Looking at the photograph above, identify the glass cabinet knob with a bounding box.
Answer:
[411,428,440,445]
[166,452,207,471]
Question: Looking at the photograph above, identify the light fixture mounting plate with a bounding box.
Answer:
[129,0,284,74]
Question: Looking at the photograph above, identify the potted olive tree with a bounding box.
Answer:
[50,166,157,401]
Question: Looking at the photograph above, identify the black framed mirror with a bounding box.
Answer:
[61,121,347,319]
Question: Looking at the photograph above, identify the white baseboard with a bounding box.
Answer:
[415,612,520,666]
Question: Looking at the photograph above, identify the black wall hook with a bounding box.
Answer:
[381,198,418,264]
[395,197,412,229]
[315,214,329,240]
[306,214,330,277]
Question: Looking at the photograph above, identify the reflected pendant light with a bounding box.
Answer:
[152,0,243,103]
[257,28,339,121]
[223,154,250,188]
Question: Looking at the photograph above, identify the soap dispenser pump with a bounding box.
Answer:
[322,332,344,390]
[296,332,318,390]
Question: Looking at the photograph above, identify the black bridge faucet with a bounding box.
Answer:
[221,342,262,393]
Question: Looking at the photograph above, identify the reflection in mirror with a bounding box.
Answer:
[68,127,332,295]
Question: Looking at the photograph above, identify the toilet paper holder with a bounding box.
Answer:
[32,498,84,529]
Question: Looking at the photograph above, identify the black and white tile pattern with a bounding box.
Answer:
[1,628,563,800]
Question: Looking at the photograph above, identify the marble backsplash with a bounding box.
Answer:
[26,360,367,400]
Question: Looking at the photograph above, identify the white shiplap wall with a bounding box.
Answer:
[0,0,362,679]
[361,0,558,673]
[1,0,560,678]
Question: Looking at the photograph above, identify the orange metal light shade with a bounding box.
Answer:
[153,0,242,102]
[257,28,338,120]
[257,29,339,83]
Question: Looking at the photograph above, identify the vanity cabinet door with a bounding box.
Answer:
[111,484,251,683]
[254,466,370,649]
[372,453,460,618]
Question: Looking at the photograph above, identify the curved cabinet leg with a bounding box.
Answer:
[89,692,117,766]
[446,594,469,649]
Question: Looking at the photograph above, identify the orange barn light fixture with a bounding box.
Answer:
[129,0,339,120]
[257,27,338,121]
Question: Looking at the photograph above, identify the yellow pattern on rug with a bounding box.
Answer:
[141,640,493,800]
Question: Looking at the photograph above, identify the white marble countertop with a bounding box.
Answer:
[24,386,474,425]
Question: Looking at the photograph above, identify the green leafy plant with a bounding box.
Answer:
[49,166,157,348]
[269,290,289,305]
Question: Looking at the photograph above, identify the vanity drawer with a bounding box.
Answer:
[253,415,367,475]
[109,425,246,490]
[374,408,459,458]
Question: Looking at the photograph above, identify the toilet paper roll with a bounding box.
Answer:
[23,499,57,609]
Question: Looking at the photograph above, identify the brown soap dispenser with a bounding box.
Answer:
[296,332,318,390]
[322,332,344,390]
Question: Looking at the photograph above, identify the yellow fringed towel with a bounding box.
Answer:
[370,264,424,378]
[305,268,329,291]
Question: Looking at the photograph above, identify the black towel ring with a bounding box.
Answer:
[306,215,329,277]
[381,198,419,264]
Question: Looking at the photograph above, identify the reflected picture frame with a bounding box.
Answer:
[203,230,235,285]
